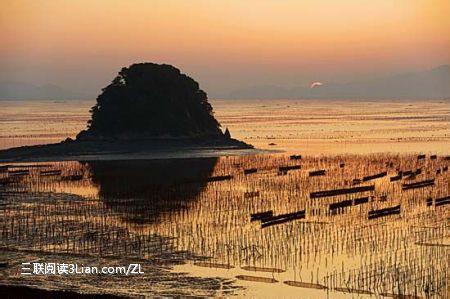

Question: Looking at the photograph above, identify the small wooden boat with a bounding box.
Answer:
[354,196,369,205]
[244,168,257,175]
[236,275,278,283]
[368,205,400,220]
[379,293,422,298]
[278,165,301,172]
[40,169,62,176]
[250,210,273,222]
[283,281,327,289]
[261,210,305,228]
[402,179,434,190]
[206,175,233,182]
[329,199,352,211]
[310,185,375,199]
[241,266,285,273]
[435,195,450,207]
[362,171,387,182]
[194,262,234,269]
[309,169,326,177]
[390,174,402,182]
[8,169,29,176]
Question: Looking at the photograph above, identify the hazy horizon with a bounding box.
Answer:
[1,0,449,99]
[1,3,450,298]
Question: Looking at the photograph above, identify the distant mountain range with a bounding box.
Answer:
[0,81,89,100]
[227,65,450,100]
[1,65,449,100]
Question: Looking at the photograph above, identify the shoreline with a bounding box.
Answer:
[0,138,269,163]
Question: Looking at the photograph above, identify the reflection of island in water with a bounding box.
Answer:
[85,158,217,224]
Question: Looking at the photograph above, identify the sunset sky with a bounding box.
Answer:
[1,0,449,97]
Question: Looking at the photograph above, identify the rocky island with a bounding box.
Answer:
[0,63,252,162]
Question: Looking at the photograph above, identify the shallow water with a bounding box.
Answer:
[1,154,448,297]
[1,99,449,154]
[0,99,449,297]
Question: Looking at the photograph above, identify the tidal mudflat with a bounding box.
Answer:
[0,99,449,297]
[1,153,448,297]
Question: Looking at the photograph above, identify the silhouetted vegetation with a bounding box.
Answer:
[0,63,252,161]
[77,63,225,140]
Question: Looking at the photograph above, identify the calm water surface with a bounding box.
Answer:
[1,99,449,154]
[1,155,448,297]
[0,99,449,298]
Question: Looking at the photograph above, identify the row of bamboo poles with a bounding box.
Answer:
[0,153,448,297]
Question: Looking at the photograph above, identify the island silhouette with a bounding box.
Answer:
[0,63,251,162]
[78,63,226,140]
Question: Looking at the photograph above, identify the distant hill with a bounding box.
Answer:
[1,65,449,100]
[0,81,90,100]
[227,65,450,99]
[0,62,252,162]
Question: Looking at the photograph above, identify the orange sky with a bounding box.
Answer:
[1,0,449,96]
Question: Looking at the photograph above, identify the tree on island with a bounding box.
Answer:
[0,63,252,161]
[77,63,227,140]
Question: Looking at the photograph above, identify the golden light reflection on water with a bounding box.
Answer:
[1,99,449,155]
[1,153,448,297]
[212,99,450,155]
